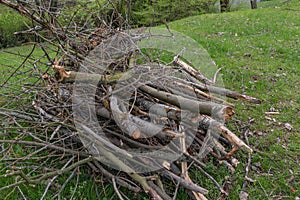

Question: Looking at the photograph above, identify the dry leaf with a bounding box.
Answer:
[254,130,264,136]
[284,123,293,131]
[231,158,240,167]
[239,191,249,200]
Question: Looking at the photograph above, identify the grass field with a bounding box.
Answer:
[1,0,299,199]
[168,0,300,199]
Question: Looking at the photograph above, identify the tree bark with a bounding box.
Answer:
[175,78,261,104]
[250,0,258,9]
[220,0,230,12]
[139,84,234,121]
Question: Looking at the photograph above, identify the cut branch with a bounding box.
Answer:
[197,115,253,153]
[174,56,214,85]
[53,64,128,83]
[191,81,261,104]
[139,84,234,121]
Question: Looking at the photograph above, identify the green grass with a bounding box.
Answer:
[0,44,117,200]
[168,0,300,199]
[0,44,52,108]
[1,0,300,199]
[0,5,31,48]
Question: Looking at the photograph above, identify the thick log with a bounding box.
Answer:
[139,85,234,121]
[97,96,184,139]
[137,99,182,121]
[110,95,142,139]
[137,99,252,153]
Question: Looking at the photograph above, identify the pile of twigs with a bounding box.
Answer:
[44,35,260,200]
[0,1,261,199]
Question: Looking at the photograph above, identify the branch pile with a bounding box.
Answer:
[37,32,259,199]
[0,1,261,199]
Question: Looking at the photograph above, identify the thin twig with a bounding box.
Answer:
[194,165,227,195]
[212,67,224,84]
[242,129,254,190]
[0,44,36,87]
[16,186,27,200]
[40,156,75,200]
[112,177,125,200]
[0,140,89,157]
[0,157,93,192]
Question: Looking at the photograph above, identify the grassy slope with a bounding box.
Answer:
[0,0,299,199]
[169,0,300,199]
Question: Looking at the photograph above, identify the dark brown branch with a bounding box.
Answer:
[193,82,261,104]
[172,81,234,107]
[0,157,93,192]
[0,140,89,157]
